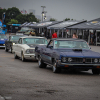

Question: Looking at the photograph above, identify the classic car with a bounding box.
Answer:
[13,36,48,61]
[35,38,100,75]
[5,35,25,53]
[0,34,8,48]
[24,30,36,36]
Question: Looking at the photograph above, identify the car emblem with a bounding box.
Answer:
[83,58,85,62]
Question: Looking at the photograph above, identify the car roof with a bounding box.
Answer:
[51,38,86,42]
[20,36,47,39]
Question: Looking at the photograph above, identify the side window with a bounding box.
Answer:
[47,40,54,49]
[18,39,22,44]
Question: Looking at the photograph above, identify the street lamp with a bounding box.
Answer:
[44,11,47,21]
[41,6,46,22]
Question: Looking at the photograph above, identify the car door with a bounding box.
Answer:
[16,38,22,57]
[42,40,54,64]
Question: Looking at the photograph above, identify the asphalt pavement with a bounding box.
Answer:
[0,37,100,100]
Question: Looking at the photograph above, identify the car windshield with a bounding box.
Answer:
[11,36,23,41]
[23,38,48,44]
[0,35,7,39]
[54,40,90,49]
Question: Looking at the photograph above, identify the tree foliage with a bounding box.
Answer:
[7,19,18,25]
[49,18,57,21]
[64,18,70,21]
[0,7,39,24]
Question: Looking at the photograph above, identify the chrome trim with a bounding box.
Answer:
[58,60,100,66]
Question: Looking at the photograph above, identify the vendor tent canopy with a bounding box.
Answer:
[20,22,28,27]
[29,21,62,28]
[47,20,86,29]
[67,18,100,30]
[0,21,2,26]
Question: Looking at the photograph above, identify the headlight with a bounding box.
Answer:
[94,58,98,63]
[13,43,15,45]
[3,44,5,46]
[26,49,35,54]
[26,49,30,54]
[68,58,72,62]
[61,57,67,62]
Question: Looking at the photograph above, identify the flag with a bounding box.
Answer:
[21,10,23,14]
[25,10,27,14]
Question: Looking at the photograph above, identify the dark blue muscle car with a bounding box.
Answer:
[35,38,100,74]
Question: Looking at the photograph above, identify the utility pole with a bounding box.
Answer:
[41,6,46,22]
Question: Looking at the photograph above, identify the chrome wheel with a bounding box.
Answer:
[21,53,25,61]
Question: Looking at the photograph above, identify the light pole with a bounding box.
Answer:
[44,11,47,21]
[2,12,5,26]
[41,6,46,22]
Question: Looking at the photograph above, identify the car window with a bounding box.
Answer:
[18,39,22,44]
[54,40,90,49]
[23,38,48,44]
[0,35,7,39]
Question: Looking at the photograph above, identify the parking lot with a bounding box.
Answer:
[0,45,100,100]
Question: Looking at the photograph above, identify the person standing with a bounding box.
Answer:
[52,30,57,38]
[72,33,78,38]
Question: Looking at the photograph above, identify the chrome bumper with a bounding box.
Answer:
[24,54,36,59]
[58,60,100,66]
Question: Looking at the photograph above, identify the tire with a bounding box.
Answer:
[14,52,18,59]
[5,46,8,52]
[21,53,26,62]
[38,57,47,68]
[52,60,61,73]
[92,69,100,75]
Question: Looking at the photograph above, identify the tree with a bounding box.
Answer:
[5,7,21,24]
[49,18,57,21]
[7,19,18,25]
[15,14,27,24]
[64,18,70,21]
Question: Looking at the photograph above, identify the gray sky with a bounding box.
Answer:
[0,0,100,21]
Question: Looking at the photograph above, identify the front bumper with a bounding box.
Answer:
[0,45,5,48]
[24,54,36,60]
[57,60,100,69]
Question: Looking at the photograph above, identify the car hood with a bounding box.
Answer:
[58,49,100,58]
[22,44,46,49]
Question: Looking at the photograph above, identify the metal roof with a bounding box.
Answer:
[47,20,86,29]
[67,18,100,30]
[29,21,63,28]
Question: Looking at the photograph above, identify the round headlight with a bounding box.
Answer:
[68,58,72,62]
[13,43,15,45]
[94,58,98,63]
[26,49,30,54]
[62,57,67,62]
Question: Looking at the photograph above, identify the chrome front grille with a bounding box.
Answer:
[72,58,83,63]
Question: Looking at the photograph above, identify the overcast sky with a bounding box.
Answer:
[0,0,100,21]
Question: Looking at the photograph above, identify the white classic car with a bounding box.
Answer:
[13,36,48,61]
